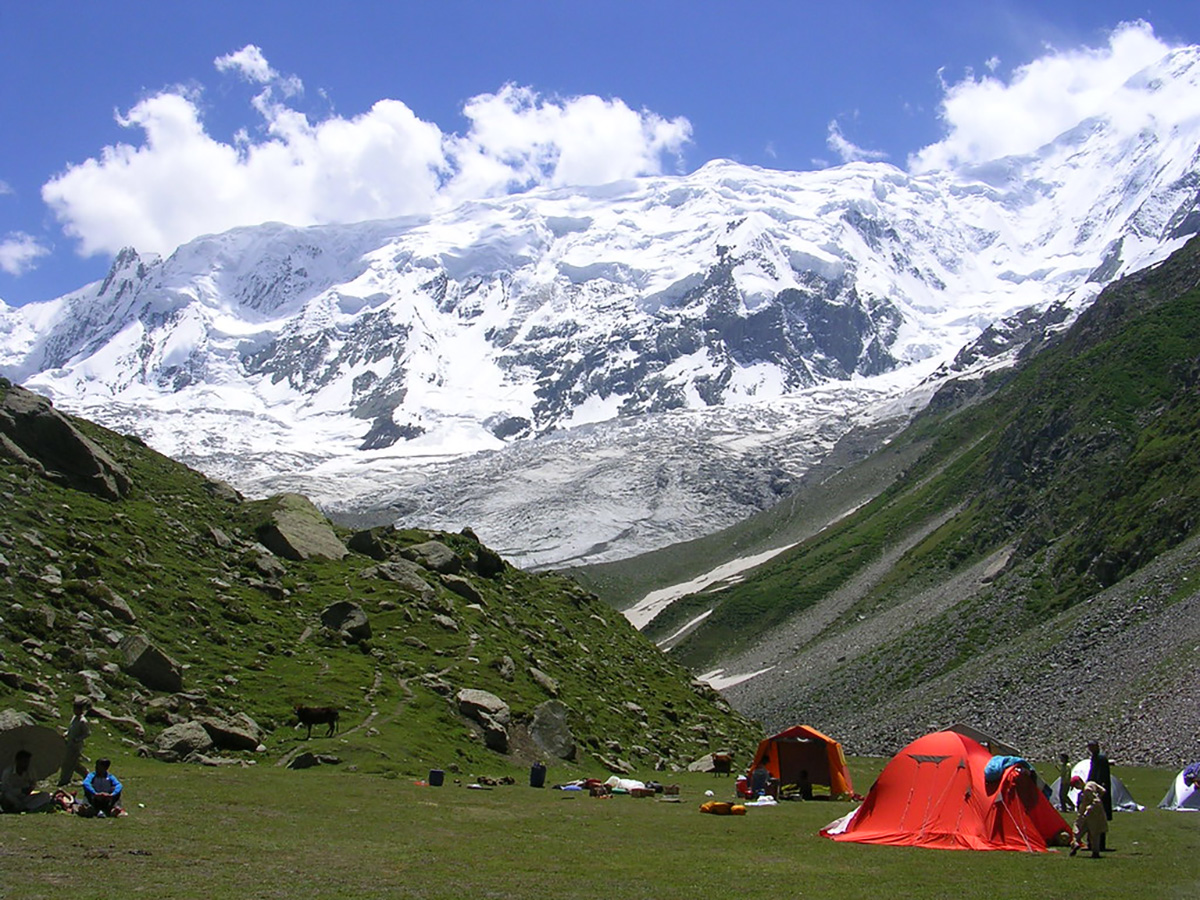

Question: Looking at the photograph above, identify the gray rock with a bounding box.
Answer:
[86,581,137,624]
[207,526,233,549]
[530,699,576,760]
[320,601,372,642]
[0,385,131,500]
[431,614,459,632]
[198,713,264,752]
[119,634,183,692]
[401,540,461,574]
[0,707,36,730]
[257,494,347,561]
[491,655,516,681]
[456,689,510,726]
[528,667,559,697]
[441,574,482,604]
[154,720,214,759]
[479,714,509,753]
[360,560,434,600]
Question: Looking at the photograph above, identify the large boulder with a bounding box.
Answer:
[153,720,214,760]
[402,540,461,574]
[360,560,435,601]
[257,494,347,561]
[198,713,264,752]
[119,634,183,693]
[457,688,510,754]
[456,689,510,725]
[530,700,576,761]
[320,601,372,642]
[0,384,131,500]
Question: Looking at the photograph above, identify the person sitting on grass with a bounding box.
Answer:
[1,750,54,813]
[82,758,124,818]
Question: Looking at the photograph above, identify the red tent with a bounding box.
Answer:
[747,724,855,799]
[821,730,1070,852]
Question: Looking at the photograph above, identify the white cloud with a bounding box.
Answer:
[447,84,691,199]
[0,180,12,195]
[214,44,277,85]
[911,20,1179,173]
[826,120,888,164]
[42,53,692,259]
[0,232,50,275]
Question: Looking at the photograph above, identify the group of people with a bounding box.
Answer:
[1056,740,1113,859]
[0,699,125,818]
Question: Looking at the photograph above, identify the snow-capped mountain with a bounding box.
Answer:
[4,47,1200,569]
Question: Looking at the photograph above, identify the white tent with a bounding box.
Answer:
[1159,767,1200,811]
[1049,758,1144,812]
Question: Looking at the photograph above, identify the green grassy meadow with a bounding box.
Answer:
[2,754,1197,900]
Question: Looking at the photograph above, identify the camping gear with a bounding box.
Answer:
[530,763,546,788]
[821,730,1071,852]
[746,724,855,799]
[428,769,444,787]
[0,725,66,780]
[1049,759,1144,811]
[1158,764,1200,811]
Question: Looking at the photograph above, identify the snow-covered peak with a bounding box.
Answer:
[3,61,1199,566]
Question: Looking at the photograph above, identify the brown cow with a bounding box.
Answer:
[294,705,339,739]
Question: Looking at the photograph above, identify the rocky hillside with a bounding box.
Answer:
[606,235,1200,766]
[0,380,759,775]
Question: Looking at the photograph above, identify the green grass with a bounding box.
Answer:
[2,756,1196,900]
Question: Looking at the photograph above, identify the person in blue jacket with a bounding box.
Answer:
[82,758,123,817]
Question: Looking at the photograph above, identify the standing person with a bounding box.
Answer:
[58,698,91,786]
[1087,740,1113,849]
[1057,752,1074,812]
[82,758,123,817]
[1070,776,1107,858]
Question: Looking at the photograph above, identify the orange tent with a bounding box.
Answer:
[747,724,855,799]
[821,730,1070,852]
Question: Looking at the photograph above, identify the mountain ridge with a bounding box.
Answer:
[2,46,1200,568]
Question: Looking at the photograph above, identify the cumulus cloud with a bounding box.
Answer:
[42,49,692,259]
[911,20,1179,173]
[215,44,278,85]
[826,120,888,164]
[447,84,690,199]
[0,232,50,275]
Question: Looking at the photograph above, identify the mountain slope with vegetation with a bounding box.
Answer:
[0,380,759,776]
[614,236,1200,765]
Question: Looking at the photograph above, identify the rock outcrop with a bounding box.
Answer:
[0,383,131,500]
[257,494,347,561]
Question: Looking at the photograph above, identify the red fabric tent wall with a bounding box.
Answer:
[748,724,855,798]
[821,730,1070,852]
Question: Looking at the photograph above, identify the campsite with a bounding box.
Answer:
[2,750,1198,900]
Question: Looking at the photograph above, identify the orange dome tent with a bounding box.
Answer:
[747,724,855,799]
[821,730,1070,852]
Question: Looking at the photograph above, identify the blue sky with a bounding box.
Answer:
[2,1,1198,306]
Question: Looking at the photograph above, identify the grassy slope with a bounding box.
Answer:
[646,235,1200,671]
[1,756,1195,900]
[0,396,760,776]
